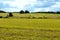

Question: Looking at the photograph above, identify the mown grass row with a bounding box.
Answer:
[0,13,60,19]
[0,18,60,30]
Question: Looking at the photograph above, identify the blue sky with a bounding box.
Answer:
[0,0,60,12]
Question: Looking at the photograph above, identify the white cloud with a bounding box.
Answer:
[49,2,60,11]
[1,0,37,12]
[34,8,49,12]
[34,2,60,12]
[0,0,60,12]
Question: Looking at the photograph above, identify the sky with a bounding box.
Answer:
[0,0,60,12]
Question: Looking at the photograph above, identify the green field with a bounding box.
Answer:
[0,13,60,40]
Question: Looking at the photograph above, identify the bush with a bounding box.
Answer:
[43,16,47,19]
[32,16,36,19]
[38,17,43,19]
[4,15,9,18]
[9,12,13,17]
[0,16,3,18]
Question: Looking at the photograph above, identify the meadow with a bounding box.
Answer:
[0,13,60,40]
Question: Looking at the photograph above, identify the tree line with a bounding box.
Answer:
[0,10,60,14]
[0,10,30,13]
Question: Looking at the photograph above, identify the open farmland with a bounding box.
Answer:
[0,13,60,40]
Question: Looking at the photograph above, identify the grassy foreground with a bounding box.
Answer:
[0,13,60,40]
[0,19,60,40]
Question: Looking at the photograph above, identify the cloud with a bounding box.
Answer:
[0,0,60,12]
[34,2,60,12]
[0,0,37,12]
[49,2,60,11]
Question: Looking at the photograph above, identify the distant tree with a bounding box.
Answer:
[19,10,24,14]
[47,11,56,14]
[57,11,60,14]
[9,12,13,17]
[25,10,30,13]
[0,10,6,13]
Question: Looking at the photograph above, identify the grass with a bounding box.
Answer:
[0,13,60,40]
[0,28,60,40]
[0,18,60,30]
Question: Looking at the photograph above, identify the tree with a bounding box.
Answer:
[25,10,30,13]
[19,10,24,14]
[9,12,13,17]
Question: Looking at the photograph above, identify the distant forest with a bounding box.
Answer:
[0,10,60,14]
[0,10,6,13]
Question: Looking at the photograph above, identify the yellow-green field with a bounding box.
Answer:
[0,19,60,30]
[0,13,60,40]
